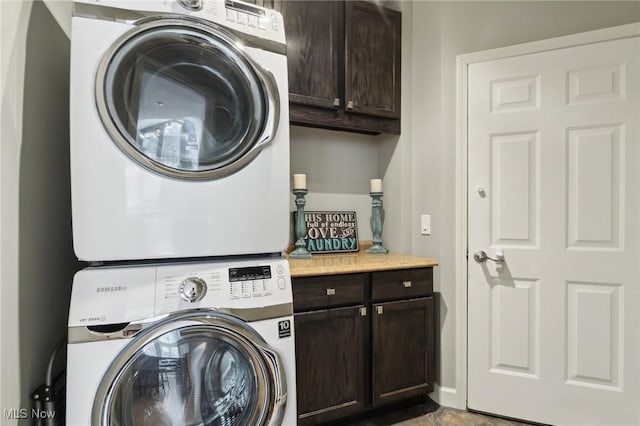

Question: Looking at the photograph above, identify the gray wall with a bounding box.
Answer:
[1,2,33,419]
[289,127,398,241]
[1,1,77,422]
[290,0,640,402]
[19,1,78,418]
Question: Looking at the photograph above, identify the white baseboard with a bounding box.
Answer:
[429,385,464,409]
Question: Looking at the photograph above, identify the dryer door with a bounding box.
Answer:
[93,312,286,426]
[96,19,280,180]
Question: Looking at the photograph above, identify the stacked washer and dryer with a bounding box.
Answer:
[66,0,296,424]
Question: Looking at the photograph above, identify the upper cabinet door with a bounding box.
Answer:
[272,0,343,109]
[345,1,401,119]
[271,0,402,134]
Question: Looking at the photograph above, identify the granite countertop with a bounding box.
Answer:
[287,242,439,278]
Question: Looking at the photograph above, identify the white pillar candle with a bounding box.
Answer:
[293,174,307,190]
[370,178,382,192]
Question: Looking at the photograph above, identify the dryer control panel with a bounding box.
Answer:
[72,0,286,45]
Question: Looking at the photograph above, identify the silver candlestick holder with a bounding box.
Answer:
[290,188,312,259]
[367,191,388,254]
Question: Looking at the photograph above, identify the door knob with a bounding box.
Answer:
[473,249,505,264]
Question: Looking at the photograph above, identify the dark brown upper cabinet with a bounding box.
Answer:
[345,1,401,120]
[275,1,343,109]
[268,0,402,135]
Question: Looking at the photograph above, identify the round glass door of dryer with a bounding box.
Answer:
[92,313,286,426]
[96,20,279,180]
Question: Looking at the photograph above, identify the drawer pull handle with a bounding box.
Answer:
[376,306,384,315]
[326,288,336,296]
[333,98,340,107]
[403,280,412,288]
[360,307,367,317]
[347,100,354,110]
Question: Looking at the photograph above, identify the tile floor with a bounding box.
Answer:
[393,406,534,426]
[327,400,536,426]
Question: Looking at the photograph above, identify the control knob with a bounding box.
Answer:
[178,0,203,11]
[179,277,207,303]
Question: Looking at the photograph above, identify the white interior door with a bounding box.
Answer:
[468,37,640,425]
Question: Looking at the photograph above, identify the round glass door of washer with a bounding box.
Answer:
[94,321,281,426]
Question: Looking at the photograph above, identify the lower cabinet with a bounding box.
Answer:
[372,297,434,406]
[293,268,435,425]
[295,306,369,425]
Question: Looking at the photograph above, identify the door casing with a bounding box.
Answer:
[454,21,640,411]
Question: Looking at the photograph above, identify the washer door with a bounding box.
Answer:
[93,312,286,426]
[96,19,280,180]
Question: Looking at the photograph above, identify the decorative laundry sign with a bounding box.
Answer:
[303,211,359,253]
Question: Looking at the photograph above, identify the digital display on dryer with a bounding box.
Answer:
[229,266,271,282]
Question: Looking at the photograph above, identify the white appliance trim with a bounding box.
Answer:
[454,21,640,411]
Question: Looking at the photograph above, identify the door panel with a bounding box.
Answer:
[345,1,401,118]
[372,297,433,406]
[294,306,368,425]
[490,131,538,245]
[489,280,539,377]
[567,125,622,249]
[468,37,639,425]
[271,0,342,109]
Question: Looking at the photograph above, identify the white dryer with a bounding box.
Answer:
[66,256,296,425]
[70,0,290,262]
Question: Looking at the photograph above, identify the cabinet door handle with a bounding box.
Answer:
[403,280,412,288]
[360,307,367,317]
[326,288,336,296]
[346,100,354,110]
[333,98,340,107]
[376,306,384,315]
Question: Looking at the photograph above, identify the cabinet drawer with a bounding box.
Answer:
[293,273,367,311]
[371,268,433,301]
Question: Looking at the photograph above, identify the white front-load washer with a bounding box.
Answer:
[70,0,290,262]
[66,256,296,425]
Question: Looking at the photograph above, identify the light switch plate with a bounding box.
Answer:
[421,214,431,235]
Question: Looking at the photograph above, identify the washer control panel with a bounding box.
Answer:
[223,0,280,32]
[71,257,292,324]
[229,265,272,299]
[155,257,292,314]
